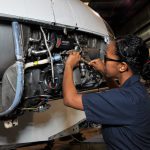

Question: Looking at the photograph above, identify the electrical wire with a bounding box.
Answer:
[74,34,82,52]
[40,27,55,84]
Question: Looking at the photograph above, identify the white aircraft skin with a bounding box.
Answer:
[0,0,109,145]
[0,0,108,37]
[0,100,85,144]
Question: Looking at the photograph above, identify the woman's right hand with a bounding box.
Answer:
[89,58,105,74]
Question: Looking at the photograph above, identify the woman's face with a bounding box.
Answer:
[104,41,121,78]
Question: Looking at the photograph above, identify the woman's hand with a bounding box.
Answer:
[65,51,81,69]
[89,58,105,73]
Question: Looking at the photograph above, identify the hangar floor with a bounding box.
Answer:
[15,128,107,150]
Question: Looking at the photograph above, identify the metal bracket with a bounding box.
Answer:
[4,118,18,128]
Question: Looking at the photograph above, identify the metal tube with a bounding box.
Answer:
[31,49,48,56]
[25,59,49,69]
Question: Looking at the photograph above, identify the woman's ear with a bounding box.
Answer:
[118,62,128,72]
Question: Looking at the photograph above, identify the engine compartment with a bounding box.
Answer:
[0,21,107,119]
[23,24,106,112]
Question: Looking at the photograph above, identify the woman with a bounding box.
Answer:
[63,35,150,150]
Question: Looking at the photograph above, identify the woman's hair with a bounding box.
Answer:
[115,35,150,80]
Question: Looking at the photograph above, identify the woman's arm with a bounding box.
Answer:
[63,52,83,110]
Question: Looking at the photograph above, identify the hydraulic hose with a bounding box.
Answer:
[0,22,24,117]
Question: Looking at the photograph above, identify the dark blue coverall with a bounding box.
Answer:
[82,75,150,150]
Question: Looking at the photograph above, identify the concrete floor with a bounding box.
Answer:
[13,128,107,150]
